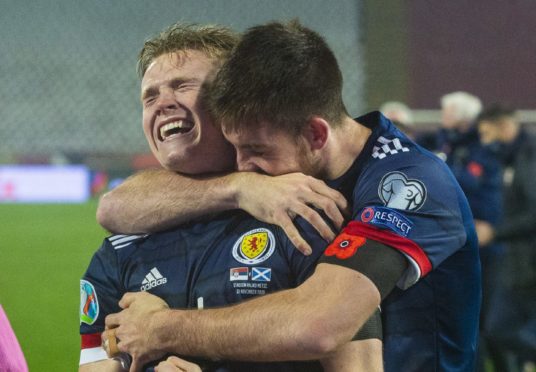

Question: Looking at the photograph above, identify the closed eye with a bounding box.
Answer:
[171,78,200,92]
[143,95,157,107]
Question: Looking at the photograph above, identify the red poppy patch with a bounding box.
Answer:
[324,232,367,259]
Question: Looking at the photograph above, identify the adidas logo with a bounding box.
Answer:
[140,267,167,291]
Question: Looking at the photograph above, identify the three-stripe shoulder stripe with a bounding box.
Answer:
[108,234,148,249]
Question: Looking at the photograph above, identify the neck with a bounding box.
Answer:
[322,116,371,180]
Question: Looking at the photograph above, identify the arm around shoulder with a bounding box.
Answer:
[96,169,239,233]
[97,170,347,256]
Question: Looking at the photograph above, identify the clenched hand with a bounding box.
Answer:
[104,292,170,372]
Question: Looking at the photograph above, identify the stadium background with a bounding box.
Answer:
[0,1,535,370]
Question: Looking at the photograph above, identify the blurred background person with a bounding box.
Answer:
[430,92,508,371]
[476,105,536,372]
[379,101,416,139]
[434,91,483,158]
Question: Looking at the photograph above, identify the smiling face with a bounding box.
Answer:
[141,50,235,174]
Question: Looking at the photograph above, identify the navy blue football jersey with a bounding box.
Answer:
[324,112,481,371]
[80,212,324,371]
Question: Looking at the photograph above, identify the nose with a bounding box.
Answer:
[155,88,178,112]
[236,152,257,172]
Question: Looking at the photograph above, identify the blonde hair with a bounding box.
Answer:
[137,22,239,78]
[440,91,482,123]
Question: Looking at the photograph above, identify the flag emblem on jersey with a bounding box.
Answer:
[230,267,249,281]
[80,280,99,325]
[324,232,366,259]
[252,267,272,282]
[232,228,276,265]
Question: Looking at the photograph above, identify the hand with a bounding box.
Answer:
[474,220,495,247]
[104,292,170,372]
[155,356,202,372]
[234,172,349,255]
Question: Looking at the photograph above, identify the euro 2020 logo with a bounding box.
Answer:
[80,280,99,325]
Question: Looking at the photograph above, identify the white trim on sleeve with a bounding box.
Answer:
[79,346,108,365]
[396,253,421,290]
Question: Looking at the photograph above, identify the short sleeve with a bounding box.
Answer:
[79,239,123,364]
[349,150,468,288]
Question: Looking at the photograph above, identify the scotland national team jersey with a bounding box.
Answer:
[79,212,324,372]
[325,112,481,371]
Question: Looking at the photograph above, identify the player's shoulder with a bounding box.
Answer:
[104,213,239,251]
[362,140,453,194]
[356,112,443,170]
[371,134,445,170]
[353,125,463,213]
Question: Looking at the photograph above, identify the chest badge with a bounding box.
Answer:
[232,228,275,265]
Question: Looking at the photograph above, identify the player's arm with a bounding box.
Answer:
[107,264,377,368]
[320,309,384,372]
[105,240,406,369]
[155,356,202,372]
[79,359,125,372]
[288,220,384,372]
[320,339,383,372]
[97,170,347,254]
[97,169,237,234]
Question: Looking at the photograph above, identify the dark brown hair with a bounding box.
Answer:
[476,104,516,124]
[207,19,348,137]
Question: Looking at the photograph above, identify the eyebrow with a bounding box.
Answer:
[239,143,268,151]
[141,86,159,101]
[140,77,201,101]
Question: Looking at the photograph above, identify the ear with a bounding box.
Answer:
[303,116,330,150]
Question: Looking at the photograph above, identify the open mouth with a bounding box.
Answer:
[159,120,194,140]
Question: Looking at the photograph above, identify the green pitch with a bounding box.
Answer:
[0,200,108,370]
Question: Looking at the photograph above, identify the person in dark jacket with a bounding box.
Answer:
[477,105,536,370]
[434,92,506,372]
